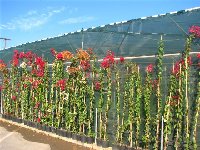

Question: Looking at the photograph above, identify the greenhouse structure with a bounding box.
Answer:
[0,7,200,150]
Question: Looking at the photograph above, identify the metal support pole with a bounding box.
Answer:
[95,108,98,144]
[161,116,164,150]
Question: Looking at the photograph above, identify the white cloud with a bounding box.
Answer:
[0,7,65,31]
[59,16,94,24]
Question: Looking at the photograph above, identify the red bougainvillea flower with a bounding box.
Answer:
[146,64,153,73]
[120,56,125,63]
[189,25,200,38]
[37,118,41,123]
[0,86,3,91]
[12,95,17,101]
[101,50,115,69]
[32,80,41,89]
[34,102,40,109]
[12,57,19,67]
[56,53,63,60]
[56,79,66,91]
[94,81,101,91]
[36,57,45,69]
[197,53,200,59]
[101,59,110,69]
[50,48,57,56]
[80,60,90,71]
[19,52,25,59]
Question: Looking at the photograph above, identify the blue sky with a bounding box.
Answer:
[0,0,200,49]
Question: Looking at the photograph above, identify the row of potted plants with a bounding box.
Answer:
[0,25,199,149]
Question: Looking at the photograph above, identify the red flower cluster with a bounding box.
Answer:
[80,60,90,71]
[50,48,57,56]
[172,57,192,76]
[32,80,41,89]
[189,25,200,38]
[34,102,40,109]
[37,118,41,123]
[197,53,200,59]
[120,56,125,63]
[56,53,63,60]
[146,64,153,73]
[11,95,17,101]
[56,79,66,91]
[101,50,115,69]
[12,50,36,66]
[94,81,101,91]
[35,57,45,77]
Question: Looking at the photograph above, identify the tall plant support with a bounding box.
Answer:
[155,37,164,149]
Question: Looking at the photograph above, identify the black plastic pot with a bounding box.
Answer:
[37,123,42,130]
[72,133,78,140]
[66,131,72,138]
[96,138,102,147]
[23,120,28,126]
[57,129,65,136]
[51,127,57,134]
[80,135,87,143]
[41,125,46,131]
[102,140,109,148]
[16,118,22,123]
[45,126,52,132]
[2,114,6,119]
[112,144,121,150]
[126,146,135,150]
[86,136,94,144]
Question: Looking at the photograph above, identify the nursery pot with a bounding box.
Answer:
[57,129,65,137]
[96,138,103,147]
[41,124,47,131]
[66,131,72,138]
[37,123,42,130]
[80,135,87,143]
[51,127,57,134]
[45,126,52,132]
[86,136,94,144]
[102,140,109,148]
[72,133,78,140]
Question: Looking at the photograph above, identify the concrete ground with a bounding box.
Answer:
[0,126,51,150]
[0,118,109,150]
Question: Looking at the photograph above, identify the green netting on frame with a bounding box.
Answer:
[0,7,200,64]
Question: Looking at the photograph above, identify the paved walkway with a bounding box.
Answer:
[0,118,109,150]
[0,126,51,150]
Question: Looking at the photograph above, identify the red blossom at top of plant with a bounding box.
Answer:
[56,53,63,60]
[189,25,200,38]
[87,48,93,55]
[120,56,125,63]
[146,64,153,73]
[12,57,19,67]
[32,80,41,89]
[101,50,115,69]
[171,57,192,77]
[80,60,91,71]
[197,53,200,59]
[56,79,66,91]
[35,57,45,69]
[50,48,57,56]
[94,81,101,91]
